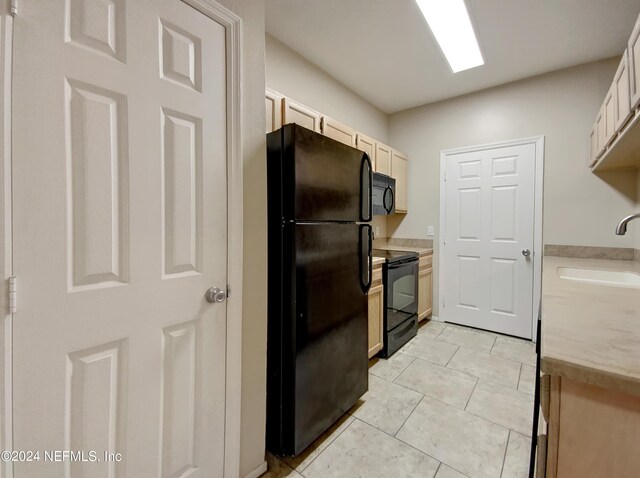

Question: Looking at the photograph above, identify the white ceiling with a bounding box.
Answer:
[266,0,640,113]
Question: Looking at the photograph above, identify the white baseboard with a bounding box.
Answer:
[430,315,442,322]
[243,460,267,478]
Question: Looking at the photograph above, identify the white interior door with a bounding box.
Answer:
[12,0,229,476]
[442,143,536,339]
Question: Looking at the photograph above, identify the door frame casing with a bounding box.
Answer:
[0,5,14,478]
[2,0,244,476]
[438,136,544,342]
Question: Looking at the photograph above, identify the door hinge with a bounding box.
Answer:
[8,276,16,314]
[10,0,17,16]
[226,285,231,299]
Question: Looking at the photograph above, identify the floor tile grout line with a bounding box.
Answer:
[352,414,443,467]
[433,461,442,478]
[489,334,498,354]
[463,406,533,439]
[393,393,425,439]
[517,363,523,391]
[386,354,417,384]
[444,345,460,367]
[499,429,511,478]
[463,376,479,411]
[293,417,357,474]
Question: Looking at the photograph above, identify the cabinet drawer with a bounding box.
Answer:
[419,255,433,270]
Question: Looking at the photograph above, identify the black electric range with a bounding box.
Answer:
[372,249,419,357]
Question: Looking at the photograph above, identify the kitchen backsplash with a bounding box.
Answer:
[373,237,434,249]
[544,244,639,262]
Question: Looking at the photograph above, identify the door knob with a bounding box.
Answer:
[522,249,531,257]
[205,287,226,303]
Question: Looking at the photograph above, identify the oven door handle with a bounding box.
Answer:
[358,224,373,294]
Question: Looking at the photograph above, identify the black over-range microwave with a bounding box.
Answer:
[372,172,395,215]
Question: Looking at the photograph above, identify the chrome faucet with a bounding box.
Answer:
[615,213,640,235]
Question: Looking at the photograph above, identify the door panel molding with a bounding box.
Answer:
[182,1,243,476]
[8,1,243,477]
[439,136,544,342]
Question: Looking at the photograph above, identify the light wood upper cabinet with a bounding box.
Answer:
[368,264,384,359]
[375,142,391,175]
[321,116,356,147]
[418,255,433,321]
[603,85,617,147]
[591,17,640,171]
[595,104,606,159]
[614,51,632,131]
[265,89,283,134]
[589,123,598,167]
[282,97,321,132]
[356,133,376,170]
[628,14,640,109]
[391,149,408,213]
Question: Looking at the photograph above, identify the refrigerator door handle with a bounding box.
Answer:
[359,225,373,293]
[360,153,372,222]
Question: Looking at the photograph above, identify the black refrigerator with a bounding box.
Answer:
[266,124,373,457]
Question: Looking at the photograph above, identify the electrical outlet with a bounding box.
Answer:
[427,225,434,236]
[375,226,380,236]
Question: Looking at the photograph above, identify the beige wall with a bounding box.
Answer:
[636,171,640,251]
[266,34,389,142]
[217,1,267,477]
[388,58,639,316]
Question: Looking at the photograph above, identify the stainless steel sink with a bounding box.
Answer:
[558,267,640,289]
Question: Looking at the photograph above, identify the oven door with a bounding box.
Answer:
[385,259,418,330]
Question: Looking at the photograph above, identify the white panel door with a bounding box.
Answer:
[443,143,535,338]
[13,1,228,476]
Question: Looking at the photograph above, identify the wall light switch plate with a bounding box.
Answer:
[427,226,434,237]
[375,226,380,236]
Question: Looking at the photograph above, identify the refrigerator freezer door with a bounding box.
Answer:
[267,222,368,456]
[268,124,372,223]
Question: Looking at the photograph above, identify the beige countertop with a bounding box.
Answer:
[373,245,433,257]
[372,256,385,267]
[541,256,640,396]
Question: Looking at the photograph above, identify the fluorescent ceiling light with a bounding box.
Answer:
[416,0,484,73]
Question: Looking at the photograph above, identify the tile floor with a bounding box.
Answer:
[263,320,536,478]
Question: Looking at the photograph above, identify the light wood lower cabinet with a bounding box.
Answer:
[542,375,640,478]
[418,254,433,321]
[368,264,384,358]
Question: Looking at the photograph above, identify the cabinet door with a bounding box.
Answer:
[265,88,283,134]
[418,256,433,321]
[375,142,391,175]
[628,13,640,109]
[391,149,408,213]
[321,116,356,147]
[603,85,617,147]
[595,104,606,158]
[614,51,632,131]
[356,133,376,170]
[367,283,384,358]
[282,97,321,132]
[589,123,598,167]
